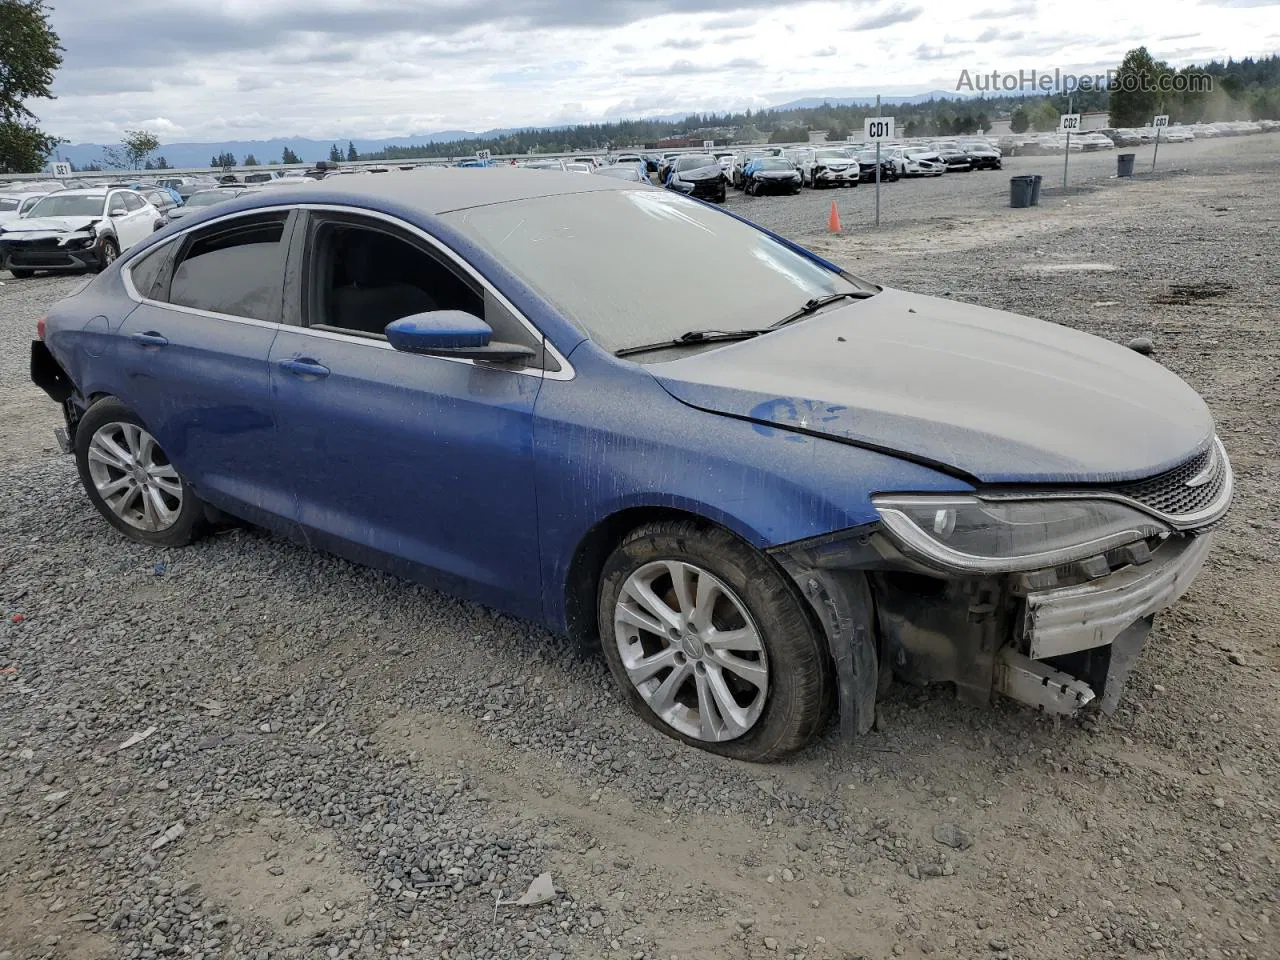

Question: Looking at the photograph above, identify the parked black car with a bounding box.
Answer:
[855,150,900,183]
[958,141,1003,170]
[742,157,802,195]
[929,142,974,172]
[665,154,727,203]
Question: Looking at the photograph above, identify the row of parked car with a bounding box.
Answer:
[620,138,1005,202]
[997,118,1278,154]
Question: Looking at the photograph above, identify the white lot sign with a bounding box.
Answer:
[864,117,895,140]
[702,140,715,149]
[50,161,72,178]
[1153,115,1169,128]
[476,149,491,161]
[1058,113,1082,133]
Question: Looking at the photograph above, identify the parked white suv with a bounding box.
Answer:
[0,187,161,278]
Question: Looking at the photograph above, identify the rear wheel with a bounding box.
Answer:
[74,398,204,547]
[598,520,835,762]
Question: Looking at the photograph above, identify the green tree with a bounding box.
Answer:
[281,146,301,164]
[154,155,169,169]
[346,140,358,161]
[210,151,236,168]
[769,126,806,143]
[328,143,342,162]
[1109,46,1166,127]
[1029,103,1059,132]
[102,129,160,169]
[1009,107,1029,133]
[243,153,258,166]
[0,0,64,173]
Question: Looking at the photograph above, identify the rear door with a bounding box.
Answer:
[115,209,298,529]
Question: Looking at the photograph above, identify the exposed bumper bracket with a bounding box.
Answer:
[994,648,1096,715]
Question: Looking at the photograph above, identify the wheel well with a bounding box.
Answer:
[564,507,741,654]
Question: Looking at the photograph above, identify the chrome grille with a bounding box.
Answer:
[1112,439,1228,520]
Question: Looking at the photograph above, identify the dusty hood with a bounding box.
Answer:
[651,288,1214,484]
[1,216,97,236]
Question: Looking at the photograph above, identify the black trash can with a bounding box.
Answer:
[1117,153,1136,178]
[1030,174,1043,205]
[1009,175,1035,208]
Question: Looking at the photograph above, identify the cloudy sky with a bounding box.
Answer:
[37,0,1280,144]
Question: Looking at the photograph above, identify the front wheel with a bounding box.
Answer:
[598,520,835,762]
[95,236,120,272]
[74,398,204,547]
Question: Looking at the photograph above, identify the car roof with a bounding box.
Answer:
[45,187,111,197]
[220,167,637,215]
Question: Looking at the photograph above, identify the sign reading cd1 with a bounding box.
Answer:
[864,117,895,141]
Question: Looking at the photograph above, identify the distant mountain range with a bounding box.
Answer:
[51,90,972,169]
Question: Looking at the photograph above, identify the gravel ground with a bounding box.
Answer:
[1,134,1278,960]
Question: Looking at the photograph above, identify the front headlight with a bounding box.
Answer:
[872,495,1171,574]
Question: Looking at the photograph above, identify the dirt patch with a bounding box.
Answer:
[177,816,369,940]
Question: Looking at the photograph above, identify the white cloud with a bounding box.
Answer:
[32,0,1278,143]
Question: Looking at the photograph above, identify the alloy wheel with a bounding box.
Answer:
[86,421,182,532]
[613,560,769,742]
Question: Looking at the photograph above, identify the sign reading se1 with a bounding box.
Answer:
[863,117,895,141]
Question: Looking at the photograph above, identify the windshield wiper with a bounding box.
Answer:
[614,328,769,358]
[771,290,872,328]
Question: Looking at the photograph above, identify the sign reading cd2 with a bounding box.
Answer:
[1058,113,1082,133]
[864,117,895,141]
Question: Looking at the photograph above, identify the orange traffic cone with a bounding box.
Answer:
[827,199,842,234]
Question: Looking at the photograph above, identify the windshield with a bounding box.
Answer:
[675,155,716,171]
[26,194,105,218]
[816,149,849,158]
[757,158,794,170]
[443,190,871,353]
[0,198,17,212]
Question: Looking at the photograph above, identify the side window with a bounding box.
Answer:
[306,221,482,338]
[127,241,173,300]
[304,218,545,364]
[122,192,145,212]
[167,213,288,322]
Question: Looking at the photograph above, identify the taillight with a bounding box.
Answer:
[36,317,46,340]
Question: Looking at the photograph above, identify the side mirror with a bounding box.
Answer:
[384,311,536,364]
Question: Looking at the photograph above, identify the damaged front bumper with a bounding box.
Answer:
[1,231,102,272]
[771,524,1218,734]
[996,530,1213,714]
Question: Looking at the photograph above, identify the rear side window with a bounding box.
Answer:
[128,243,172,300]
[168,213,289,322]
[122,193,145,212]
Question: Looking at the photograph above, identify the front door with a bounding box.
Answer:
[269,211,549,618]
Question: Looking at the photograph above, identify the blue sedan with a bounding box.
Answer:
[30,171,1231,760]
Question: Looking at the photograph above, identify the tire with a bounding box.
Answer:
[7,268,33,279]
[74,397,203,548]
[598,520,835,762]
[95,236,120,273]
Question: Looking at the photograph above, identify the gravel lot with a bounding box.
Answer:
[2,134,1278,960]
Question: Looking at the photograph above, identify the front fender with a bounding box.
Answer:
[533,345,972,631]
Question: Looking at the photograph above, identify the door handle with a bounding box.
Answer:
[278,357,330,379]
[131,331,168,347]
